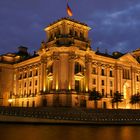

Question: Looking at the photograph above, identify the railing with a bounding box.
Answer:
[0,107,140,123]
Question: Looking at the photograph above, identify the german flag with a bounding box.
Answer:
[67,1,73,16]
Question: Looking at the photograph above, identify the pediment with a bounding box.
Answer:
[118,53,139,65]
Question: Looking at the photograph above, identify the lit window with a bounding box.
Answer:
[123,69,130,79]
[29,81,32,86]
[75,62,84,74]
[35,80,37,85]
[92,67,96,74]
[47,65,53,74]
[35,89,37,95]
[19,74,22,79]
[110,81,113,87]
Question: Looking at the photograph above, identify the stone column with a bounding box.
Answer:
[52,52,60,90]
[15,69,19,96]
[85,55,92,92]
[69,52,75,90]
[97,64,101,92]
[106,66,109,97]
[40,61,45,92]
[114,64,122,92]
[59,53,69,90]
[131,67,136,95]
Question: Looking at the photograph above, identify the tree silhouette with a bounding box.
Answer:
[89,90,102,108]
[130,93,140,109]
[111,91,123,109]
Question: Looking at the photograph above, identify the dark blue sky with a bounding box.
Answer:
[0,0,140,54]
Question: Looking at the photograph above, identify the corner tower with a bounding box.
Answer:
[44,17,91,50]
[37,18,92,107]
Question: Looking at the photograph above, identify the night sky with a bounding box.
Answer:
[0,0,140,55]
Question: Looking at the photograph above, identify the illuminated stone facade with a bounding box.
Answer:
[0,18,140,109]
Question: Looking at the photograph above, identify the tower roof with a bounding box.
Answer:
[45,17,91,31]
[48,17,88,27]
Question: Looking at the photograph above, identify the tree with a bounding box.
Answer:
[89,90,102,108]
[130,93,140,109]
[111,91,123,109]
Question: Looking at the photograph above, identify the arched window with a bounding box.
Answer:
[27,101,29,107]
[69,29,74,35]
[75,31,78,37]
[32,101,35,107]
[80,32,84,38]
[47,64,53,74]
[57,29,60,35]
[75,62,84,74]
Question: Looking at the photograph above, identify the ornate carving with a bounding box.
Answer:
[69,51,76,60]
[52,52,60,60]
[115,64,123,70]
[85,55,92,63]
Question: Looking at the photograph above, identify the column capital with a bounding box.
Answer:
[69,51,76,60]
[85,55,92,63]
[115,64,123,70]
[52,52,60,60]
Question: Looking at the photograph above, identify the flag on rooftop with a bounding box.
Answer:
[67,0,73,17]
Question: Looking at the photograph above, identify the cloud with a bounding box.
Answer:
[0,0,140,54]
[86,2,140,53]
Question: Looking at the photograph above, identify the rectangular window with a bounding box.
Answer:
[47,65,53,74]
[75,80,80,92]
[19,74,22,80]
[24,90,26,95]
[101,68,105,76]
[137,76,139,81]
[110,70,113,77]
[35,69,38,76]
[110,90,113,97]
[24,82,26,87]
[93,78,96,85]
[110,81,113,87]
[92,67,96,74]
[29,90,31,94]
[19,83,21,88]
[102,89,104,96]
[29,71,32,77]
[29,81,32,86]
[35,80,37,85]
[102,80,104,86]
[35,89,37,95]
[24,73,27,78]
[123,69,130,79]
[93,87,96,91]
[74,62,84,74]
